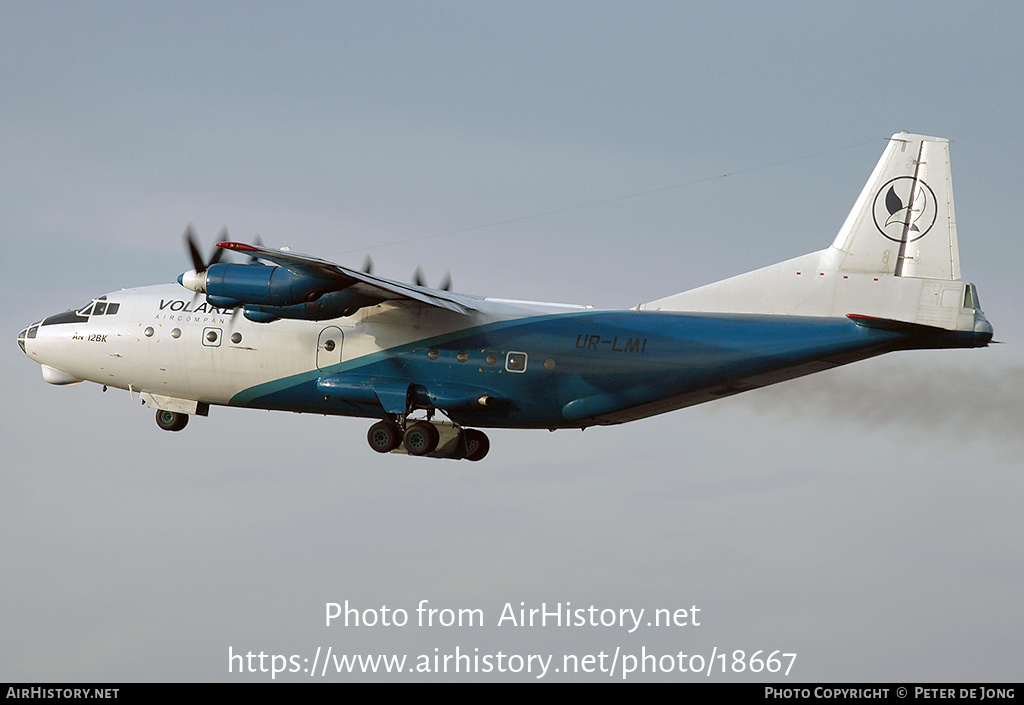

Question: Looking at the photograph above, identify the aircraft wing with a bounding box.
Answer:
[217,242,482,315]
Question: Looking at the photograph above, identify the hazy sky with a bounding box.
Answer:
[2,1,1021,681]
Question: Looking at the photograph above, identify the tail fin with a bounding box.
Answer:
[640,132,989,336]
[828,132,959,280]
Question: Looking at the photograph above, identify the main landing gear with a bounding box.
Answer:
[367,419,402,452]
[366,418,490,461]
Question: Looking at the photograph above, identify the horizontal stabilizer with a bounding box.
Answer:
[846,313,990,348]
[845,314,946,335]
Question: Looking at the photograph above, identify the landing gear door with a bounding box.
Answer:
[317,326,344,371]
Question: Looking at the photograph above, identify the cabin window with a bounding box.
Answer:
[106,303,120,315]
[205,329,221,346]
[505,351,528,373]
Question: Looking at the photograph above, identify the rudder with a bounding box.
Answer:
[827,132,959,280]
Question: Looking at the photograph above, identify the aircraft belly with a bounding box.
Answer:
[546,312,900,427]
[227,311,501,414]
[228,311,905,429]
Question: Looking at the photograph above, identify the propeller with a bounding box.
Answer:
[182,225,267,292]
[185,224,228,274]
[411,266,452,291]
[180,226,217,294]
[180,226,266,329]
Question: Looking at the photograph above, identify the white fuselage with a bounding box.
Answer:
[13,132,995,459]
[22,284,584,406]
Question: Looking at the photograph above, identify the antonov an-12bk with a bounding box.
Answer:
[18,133,993,461]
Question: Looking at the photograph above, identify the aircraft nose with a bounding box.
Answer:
[16,321,40,355]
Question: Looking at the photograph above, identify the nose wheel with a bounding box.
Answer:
[155,409,189,432]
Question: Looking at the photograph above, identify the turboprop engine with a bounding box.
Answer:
[178,262,335,309]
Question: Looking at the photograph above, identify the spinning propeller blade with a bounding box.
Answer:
[185,225,206,273]
[184,224,228,273]
[411,266,452,291]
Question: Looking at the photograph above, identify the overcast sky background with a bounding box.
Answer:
[2,1,1022,682]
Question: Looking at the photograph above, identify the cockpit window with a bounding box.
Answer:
[17,323,38,352]
[74,299,119,317]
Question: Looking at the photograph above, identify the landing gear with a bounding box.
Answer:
[367,420,402,453]
[363,417,490,461]
[403,421,439,456]
[462,428,490,462]
[155,409,189,432]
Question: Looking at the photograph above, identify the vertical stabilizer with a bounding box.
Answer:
[829,132,960,280]
[640,131,979,326]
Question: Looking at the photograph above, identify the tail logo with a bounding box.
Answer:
[872,176,937,243]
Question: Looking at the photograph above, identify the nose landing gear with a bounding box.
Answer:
[155,409,189,432]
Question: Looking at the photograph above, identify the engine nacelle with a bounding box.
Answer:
[242,289,387,322]
[195,263,337,308]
